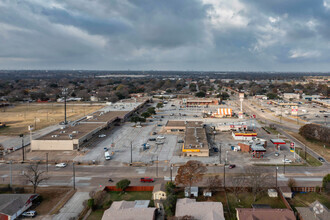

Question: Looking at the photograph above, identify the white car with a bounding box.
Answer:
[282,159,292,163]
[136,125,142,128]
[157,136,165,139]
[55,163,67,168]
[22,210,37,217]
[99,134,106,138]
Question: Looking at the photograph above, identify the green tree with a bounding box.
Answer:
[141,112,151,118]
[266,93,278,100]
[156,103,164,109]
[322,174,330,191]
[195,91,206,98]
[116,179,131,192]
[163,193,177,217]
[147,107,156,115]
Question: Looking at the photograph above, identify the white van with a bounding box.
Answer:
[105,151,111,160]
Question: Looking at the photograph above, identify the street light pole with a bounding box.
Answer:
[73,162,75,190]
[156,156,158,177]
[46,153,48,172]
[170,164,173,182]
[10,160,12,189]
[276,166,278,188]
[130,141,133,165]
[283,155,286,174]
[219,144,221,164]
[20,134,24,162]
[223,164,226,189]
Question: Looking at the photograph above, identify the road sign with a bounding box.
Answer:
[290,142,294,146]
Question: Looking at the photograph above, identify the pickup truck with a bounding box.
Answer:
[140,177,154,182]
[104,152,111,160]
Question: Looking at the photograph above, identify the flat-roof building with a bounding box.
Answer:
[182,121,209,157]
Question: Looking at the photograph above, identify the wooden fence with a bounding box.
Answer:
[104,186,154,192]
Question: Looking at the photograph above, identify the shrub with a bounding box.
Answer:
[116,179,131,192]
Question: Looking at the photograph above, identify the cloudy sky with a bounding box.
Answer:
[1,0,330,71]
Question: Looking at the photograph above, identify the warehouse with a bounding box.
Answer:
[182,98,219,107]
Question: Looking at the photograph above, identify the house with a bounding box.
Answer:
[0,194,38,220]
[236,208,295,220]
[102,200,156,220]
[152,183,166,208]
[296,200,329,220]
[279,186,292,198]
[175,198,225,220]
[185,186,198,197]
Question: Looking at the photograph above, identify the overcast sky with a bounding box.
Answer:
[1,0,330,71]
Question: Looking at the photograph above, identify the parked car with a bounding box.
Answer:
[157,136,165,139]
[152,132,157,135]
[275,152,279,157]
[193,115,198,117]
[99,134,106,138]
[161,116,164,118]
[170,113,174,116]
[213,147,219,152]
[104,147,108,151]
[318,157,325,162]
[177,140,184,143]
[282,159,292,163]
[55,163,67,168]
[149,138,156,141]
[228,164,236,169]
[136,125,142,128]
[22,210,37,217]
[140,177,154,182]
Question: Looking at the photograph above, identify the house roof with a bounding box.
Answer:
[296,200,329,220]
[279,186,292,193]
[236,208,295,220]
[102,201,156,220]
[153,183,165,193]
[175,198,225,220]
[0,194,38,216]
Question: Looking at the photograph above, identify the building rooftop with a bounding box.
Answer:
[81,111,129,123]
[153,183,166,193]
[175,198,225,220]
[236,208,295,220]
[165,120,186,127]
[0,194,38,216]
[296,200,329,220]
[184,126,208,150]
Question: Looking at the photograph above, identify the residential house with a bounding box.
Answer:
[0,194,38,220]
[102,200,156,220]
[152,183,166,208]
[236,208,295,220]
[279,186,293,199]
[296,200,329,220]
[175,198,225,220]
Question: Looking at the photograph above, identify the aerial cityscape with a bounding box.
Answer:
[0,1,329,220]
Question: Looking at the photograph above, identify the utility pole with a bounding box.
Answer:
[20,134,24,162]
[46,153,48,172]
[219,144,221,164]
[304,145,307,160]
[276,166,278,188]
[62,88,68,125]
[156,156,158,177]
[10,160,12,189]
[130,141,133,165]
[283,155,286,174]
[73,162,75,190]
[170,164,173,183]
[223,164,226,189]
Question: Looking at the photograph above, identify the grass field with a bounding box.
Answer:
[0,103,103,135]
[295,148,322,166]
[289,192,330,208]
[87,191,152,220]
[287,131,330,161]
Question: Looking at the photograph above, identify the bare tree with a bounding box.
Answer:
[245,166,273,202]
[232,176,247,202]
[207,175,222,192]
[23,163,49,193]
[175,160,207,197]
[287,178,297,189]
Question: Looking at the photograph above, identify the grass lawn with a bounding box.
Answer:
[87,191,152,220]
[295,148,322,167]
[227,192,287,219]
[264,126,281,135]
[290,192,330,208]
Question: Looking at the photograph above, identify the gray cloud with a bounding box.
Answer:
[0,0,329,71]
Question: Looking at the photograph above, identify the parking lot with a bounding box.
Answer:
[71,99,300,167]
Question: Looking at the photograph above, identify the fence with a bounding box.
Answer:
[104,186,154,192]
[292,186,322,193]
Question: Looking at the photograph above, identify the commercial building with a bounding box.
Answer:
[182,98,219,107]
[32,98,149,151]
[283,93,300,100]
[182,121,209,157]
[236,208,295,220]
[232,132,257,141]
[175,198,225,220]
[211,108,233,118]
[164,121,186,133]
[0,194,38,220]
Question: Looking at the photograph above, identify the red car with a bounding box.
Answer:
[228,164,236,169]
[140,177,154,182]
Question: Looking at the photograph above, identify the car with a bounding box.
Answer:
[182,114,187,116]
[275,152,279,157]
[193,115,198,117]
[22,210,37,217]
[152,132,157,135]
[104,147,108,151]
[149,138,156,141]
[171,104,175,107]
[157,136,165,139]
[282,159,292,163]
[55,163,67,168]
[161,116,164,118]
[228,164,236,169]
[213,147,219,152]
[318,157,325,162]
[99,134,106,138]
[170,113,174,116]
[136,125,142,128]
[177,140,184,143]
[140,177,154,182]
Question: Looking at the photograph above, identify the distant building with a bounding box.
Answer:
[175,198,225,220]
[211,108,233,118]
[183,121,209,157]
[102,200,156,220]
[90,96,99,102]
[283,93,300,100]
[236,208,295,220]
[182,98,219,107]
[296,200,329,220]
[0,194,38,220]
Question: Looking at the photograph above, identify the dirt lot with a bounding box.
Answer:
[0,103,103,135]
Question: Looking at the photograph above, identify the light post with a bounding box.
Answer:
[283,155,286,174]
[130,141,133,165]
[276,166,278,188]
[19,134,24,162]
[324,115,328,126]
[223,164,226,189]
[225,151,228,165]
[170,164,173,182]
[156,156,158,177]
[219,144,222,164]
[73,162,75,190]
[46,153,48,172]
[62,88,68,125]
